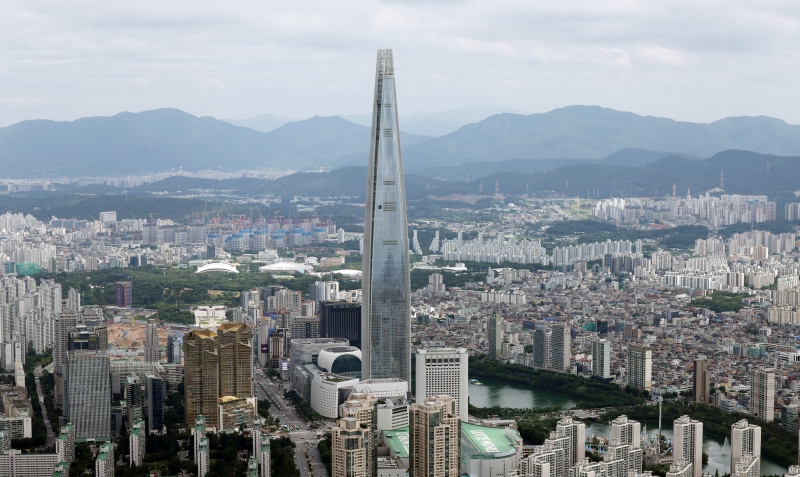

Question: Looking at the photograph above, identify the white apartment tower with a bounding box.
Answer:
[591,337,612,379]
[556,416,586,468]
[610,415,641,448]
[415,348,469,420]
[749,367,775,422]
[673,415,703,477]
[551,322,571,373]
[731,420,761,477]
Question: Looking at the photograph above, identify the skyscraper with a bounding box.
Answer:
[626,344,652,392]
[361,49,411,384]
[693,356,710,404]
[66,350,111,441]
[319,301,361,349]
[332,417,371,477]
[167,333,182,364]
[487,312,503,360]
[217,323,253,398]
[749,366,775,422]
[54,311,79,408]
[551,322,571,372]
[184,330,220,429]
[115,281,133,308]
[731,420,761,477]
[591,336,612,379]
[144,319,160,363]
[409,396,462,477]
[145,373,165,434]
[415,348,468,420]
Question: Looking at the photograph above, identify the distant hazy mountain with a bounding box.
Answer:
[341,104,528,137]
[400,106,800,169]
[225,113,298,132]
[79,150,800,203]
[408,148,702,180]
[0,109,430,176]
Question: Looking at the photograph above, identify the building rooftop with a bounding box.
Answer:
[382,428,409,458]
[462,423,520,457]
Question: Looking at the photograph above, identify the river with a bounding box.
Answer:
[469,380,787,476]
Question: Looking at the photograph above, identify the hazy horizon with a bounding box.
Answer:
[2,1,800,128]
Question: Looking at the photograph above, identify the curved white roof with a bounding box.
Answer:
[259,262,313,274]
[195,262,239,274]
[318,346,362,373]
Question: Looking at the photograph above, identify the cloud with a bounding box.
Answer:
[0,0,799,126]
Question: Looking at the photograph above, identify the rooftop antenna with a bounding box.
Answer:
[720,170,724,189]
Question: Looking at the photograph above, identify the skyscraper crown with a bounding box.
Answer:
[377,49,394,76]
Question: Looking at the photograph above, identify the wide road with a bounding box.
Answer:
[33,366,56,447]
[254,368,328,477]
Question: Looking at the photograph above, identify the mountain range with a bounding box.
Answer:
[2,106,800,178]
[398,106,800,170]
[0,109,429,176]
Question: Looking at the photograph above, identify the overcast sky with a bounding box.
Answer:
[1,0,799,127]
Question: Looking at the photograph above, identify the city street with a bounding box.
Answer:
[33,366,56,448]
[255,369,328,477]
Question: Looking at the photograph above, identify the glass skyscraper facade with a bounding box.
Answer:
[361,49,412,384]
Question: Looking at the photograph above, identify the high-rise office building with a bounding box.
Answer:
[319,301,361,349]
[217,323,253,398]
[184,330,220,429]
[415,348,468,420]
[145,373,165,434]
[749,366,775,422]
[626,344,652,392]
[144,319,160,363]
[126,374,144,427]
[361,49,412,384]
[409,396,462,477]
[591,336,612,379]
[115,281,133,308]
[290,316,320,341]
[488,312,503,360]
[66,350,111,441]
[731,420,761,477]
[673,415,703,477]
[167,333,182,364]
[693,356,710,404]
[55,311,79,408]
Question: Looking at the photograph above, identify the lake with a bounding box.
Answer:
[469,379,786,476]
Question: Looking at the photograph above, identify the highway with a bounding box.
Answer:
[254,368,328,477]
